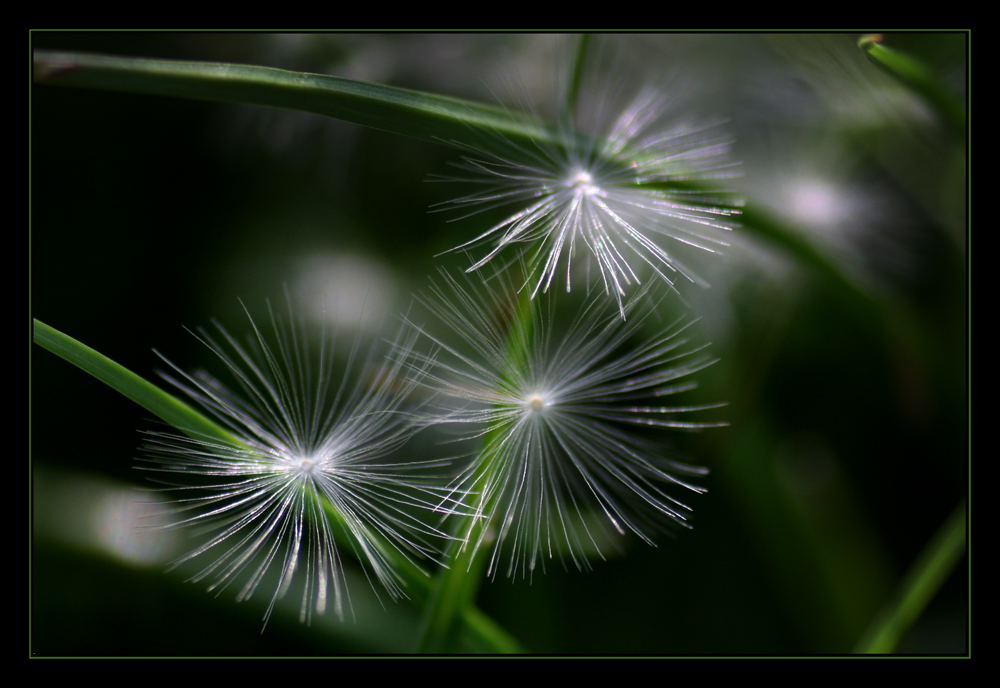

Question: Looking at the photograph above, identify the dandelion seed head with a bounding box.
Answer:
[414,269,725,579]
[139,297,452,630]
[434,71,742,317]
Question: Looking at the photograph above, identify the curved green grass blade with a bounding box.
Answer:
[855,500,967,654]
[33,50,561,153]
[737,203,880,315]
[32,318,238,444]
[858,35,966,136]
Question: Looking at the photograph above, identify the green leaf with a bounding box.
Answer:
[32,318,238,444]
[33,50,563,153]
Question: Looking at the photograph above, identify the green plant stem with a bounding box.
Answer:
[415,508,496,653]
[564,33,592,126]
[737,203,881,317]
[637,180,883,320]
[854,500,967,654]
[32,317,522,653]
[416,383,515,652]
[416,287,536,654]
[320,500,524,654]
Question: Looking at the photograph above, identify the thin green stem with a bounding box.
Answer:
[636,180,883,320]
[563,33,592,126]
[319,498,524,653]
[854,501,967,654]
[415,509,495,653]
[416,287,536,654]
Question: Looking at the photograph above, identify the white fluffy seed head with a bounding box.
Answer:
[432,60,742,318]
[415,268,726,580]
[139,298,453,631]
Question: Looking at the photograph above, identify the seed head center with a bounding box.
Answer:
[568,170,597,196]
[527,395,547,413]
[293,456,317,474]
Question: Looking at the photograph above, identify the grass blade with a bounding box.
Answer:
[32,318,238,444]
[33,50,561,153]
[855,501,967,654]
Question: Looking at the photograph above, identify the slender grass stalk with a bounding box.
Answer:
[416,287,537,653]
[416,497,496,653]
[854,501,967,654]
[317,488,525,653]
[563,33,592,126]
[733,202,881,317]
